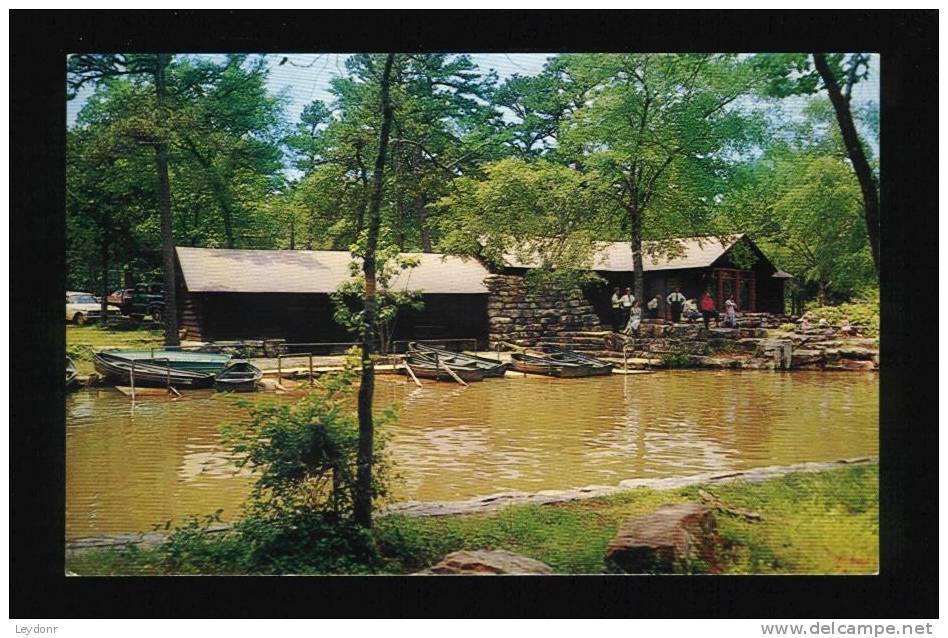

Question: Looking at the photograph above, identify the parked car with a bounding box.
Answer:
[107,288,135,308]
[66,291,121,325]
[124,282,165,321]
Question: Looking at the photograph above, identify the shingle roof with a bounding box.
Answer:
[176,247,490,294]
[499,235,746,272]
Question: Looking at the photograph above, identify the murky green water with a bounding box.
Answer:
[66,371,878,539]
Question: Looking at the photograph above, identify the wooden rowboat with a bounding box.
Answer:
[100,349,232,375]
[407,343,509,378]
[399,360,485,382]
[93,351,216,388]
[214,361,262,392]
[508,352,600,378]
[531,345,614,376]
[66,356,79,390]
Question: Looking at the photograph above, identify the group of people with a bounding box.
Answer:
[610,287,739,334]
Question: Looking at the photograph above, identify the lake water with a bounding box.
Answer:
[66,371,878,539]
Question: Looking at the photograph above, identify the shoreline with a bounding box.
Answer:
[65,456,877,552]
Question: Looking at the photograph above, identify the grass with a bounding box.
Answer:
[66,324,164,374]
[66,464,878,576]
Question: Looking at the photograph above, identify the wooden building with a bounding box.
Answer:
[497,234,789,321]
[175,235,787,345]
[175,247,491,346]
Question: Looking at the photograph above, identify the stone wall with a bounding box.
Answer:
[485,274,602,348]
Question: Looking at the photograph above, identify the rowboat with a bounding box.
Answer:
[531,345,614,376]
[508,352,600,378]
[93,351,217,388]
[399,359,486,383]
[66,357,79,389]
[99,349,233,374]
[214,361,262,392]
[406,343,509,377]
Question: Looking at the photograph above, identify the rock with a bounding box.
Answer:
[605,503,718,574]
[791,348,825,367]
[418,550,554,575]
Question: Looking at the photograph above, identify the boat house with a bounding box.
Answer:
[174,247,491,345]
[174,235,787,345]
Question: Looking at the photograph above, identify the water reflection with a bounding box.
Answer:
[66,371,878,538]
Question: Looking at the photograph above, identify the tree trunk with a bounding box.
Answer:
[354,53,395,530]
[412,145,432,252]
[100,225,110,324]
[154,54,180,347]
[812,53,880,276]
[629,206,645,305]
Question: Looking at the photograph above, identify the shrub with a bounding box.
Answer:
[160,349,396,574]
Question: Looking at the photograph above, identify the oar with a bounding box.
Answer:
[402,360,423,388]
[437,359,468,387]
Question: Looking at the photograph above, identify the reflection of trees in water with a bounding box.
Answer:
[66,374,879,536]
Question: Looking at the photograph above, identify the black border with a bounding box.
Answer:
[10,10,938,619]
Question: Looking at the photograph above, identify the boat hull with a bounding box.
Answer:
[532,345,614,376]
[400,361,485,382]
[509,353,601,378]
[93,352,216,388]
[102,349,232,374]
[214,361,263,392]
[407,343,509,377]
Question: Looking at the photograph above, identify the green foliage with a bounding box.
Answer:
[67,464,878,575]
[660,346,693,368]
[152,353,398,574]
[329,248,424,353]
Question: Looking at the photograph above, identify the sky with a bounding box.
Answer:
[66,53,554,128]
[67,52,879,153]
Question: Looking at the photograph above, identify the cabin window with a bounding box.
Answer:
[713,268,755,312]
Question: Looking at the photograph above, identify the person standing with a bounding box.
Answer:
[724,295,738,328]
[699,291,716,329]
[647,294,661,319]
[620,287,634,329]
[610,287,623,331]
[625,300,642,335]
[666,287,686,323]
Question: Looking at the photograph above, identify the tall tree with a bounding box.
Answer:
[558,53,761,303]
[353,53,395,530]
[68,54,181,345]
[812,53,880,275]
[753,52,878,276]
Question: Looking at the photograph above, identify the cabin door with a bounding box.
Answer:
[714,269,756,312]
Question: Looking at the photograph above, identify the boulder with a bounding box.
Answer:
[791,348,825,367]
[418,550,554,575]
[605,503,718,574]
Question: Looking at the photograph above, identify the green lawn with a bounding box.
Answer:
[66,464,878,576]
[66,324,164,374]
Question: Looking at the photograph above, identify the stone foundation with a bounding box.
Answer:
[485,274,601,348]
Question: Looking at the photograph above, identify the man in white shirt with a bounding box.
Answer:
[666,287,686,323]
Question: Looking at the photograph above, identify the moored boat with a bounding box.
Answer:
[66,356,79,389]
[93,351,217,388]
[407,342,509,377]
[531,345,614,376]
[100,349,232,374]
[400,359,486,382]
[508,352,599,378]
[214,361,263,392]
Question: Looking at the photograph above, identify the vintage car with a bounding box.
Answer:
[66,291,121,325]
[123,282,165,321]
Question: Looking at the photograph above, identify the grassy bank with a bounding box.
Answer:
[66,463,878,576]
[66,324,164,374]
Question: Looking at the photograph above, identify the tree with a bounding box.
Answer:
[353,53,396,529]
[554,54,761,303]
[753,52,879,275]
[812,53,880,275]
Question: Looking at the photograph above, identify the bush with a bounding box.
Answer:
[159,350,397,574]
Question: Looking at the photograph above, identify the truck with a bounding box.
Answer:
[122,282,165,322]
